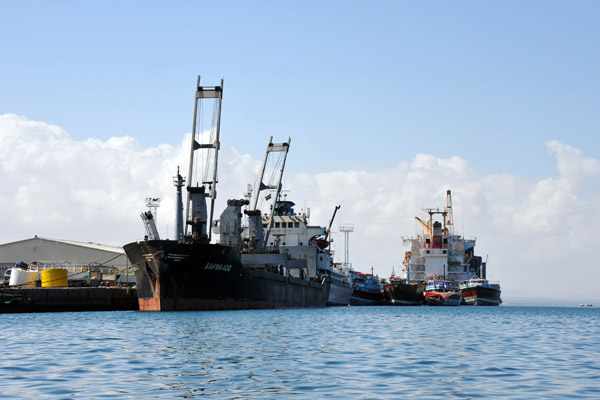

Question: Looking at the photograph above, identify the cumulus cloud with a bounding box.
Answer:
[1,114,599,300]
[0,114,258,245]
[284,143,600,301]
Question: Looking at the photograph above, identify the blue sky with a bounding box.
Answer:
[1,1,600,301]
[3,1,598,177]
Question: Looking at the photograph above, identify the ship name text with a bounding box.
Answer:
[204,263,232,272]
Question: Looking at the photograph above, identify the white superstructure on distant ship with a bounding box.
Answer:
[402,190,501,306]
[402,190,484,283]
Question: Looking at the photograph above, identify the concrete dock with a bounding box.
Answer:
[0,287,139,312]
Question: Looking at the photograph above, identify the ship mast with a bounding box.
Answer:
[185,76,224,242]
[446,189,454,235]
[174,167,185,242]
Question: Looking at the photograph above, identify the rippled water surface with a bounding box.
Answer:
[1,306,599,399]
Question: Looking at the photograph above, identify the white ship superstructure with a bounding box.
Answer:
[402,190,484,283]
[260,201,332,278]
[231,137,333,281]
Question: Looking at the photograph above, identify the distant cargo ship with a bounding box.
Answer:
[402,190,501,306]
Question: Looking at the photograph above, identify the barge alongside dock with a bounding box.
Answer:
[0,287,138,313]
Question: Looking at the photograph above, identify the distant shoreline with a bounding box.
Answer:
[501,296,598,307]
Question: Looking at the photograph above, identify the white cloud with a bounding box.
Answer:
[1,114,599,301]
[286,141,600,302]
[0,114,258,245]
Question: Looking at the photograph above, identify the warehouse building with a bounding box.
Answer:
[0,236,132,284]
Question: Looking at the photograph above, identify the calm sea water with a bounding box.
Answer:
[1,306,599,399]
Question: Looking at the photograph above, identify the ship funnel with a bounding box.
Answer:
[244,209,265,250]
[432,221,443,248]
[188,186,208,240]
[218,199,248,251]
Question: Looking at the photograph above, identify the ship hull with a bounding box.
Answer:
[350,289,385,306]
[327,283,353,306]
[124,240,330,311]
[384,281,424,306]
[461,285,501,306]
[424,291,462,306]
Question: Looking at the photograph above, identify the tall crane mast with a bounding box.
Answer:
[184,76,224,242]
[339,223,354,267]
[446,189,454,235]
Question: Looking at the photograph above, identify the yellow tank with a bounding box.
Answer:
[41,268,68,287]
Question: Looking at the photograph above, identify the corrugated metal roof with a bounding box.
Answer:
[1,237,123,254]
[0,237,129,267]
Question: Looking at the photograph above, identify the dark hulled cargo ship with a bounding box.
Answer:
[124,234,330,311]
[124,78,332,311]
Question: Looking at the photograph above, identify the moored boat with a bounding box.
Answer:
[460,278,501,306]
[124,78,333,311]
[423,279,461,306]
[0,292,34,313]
[327,262,353,306]
[350,269,384,305]
[384,276,424,306]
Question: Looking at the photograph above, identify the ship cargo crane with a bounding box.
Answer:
[317,205,340,249]
[414,216,431,235]
[415,189,455,236]
[324,205,341,242]
[141,197,161,240]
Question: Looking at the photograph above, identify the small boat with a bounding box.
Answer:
[350,269,384,305]
[0,292,34,313]
[423,279,461,306]
[459,278,502,306]
[384,276,424,306]
[327,262,353,306]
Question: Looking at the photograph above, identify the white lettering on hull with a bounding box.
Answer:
[204,263,232,272]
